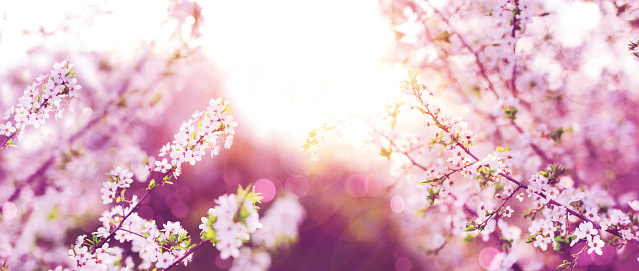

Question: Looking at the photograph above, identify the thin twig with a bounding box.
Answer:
[420,97,639,246]
[165,240,211,270]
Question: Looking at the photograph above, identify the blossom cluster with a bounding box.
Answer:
[66,187,262,271]
[0,2,242,269]
[230,194,306,271]
[307,63,639,269]
[1,61,81,148]
[84,202,194,269]
[48,97,260,271]
[407,77,639,268]
[100,166,134,204]
[199,186,262,260]
[67,235,119,270]
[154,98,237,179]
[307,0,639,268]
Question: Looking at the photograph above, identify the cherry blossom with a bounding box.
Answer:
[1,61,82,149]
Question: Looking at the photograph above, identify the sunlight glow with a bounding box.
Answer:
[200,0,404,143]
[1,0,405,149]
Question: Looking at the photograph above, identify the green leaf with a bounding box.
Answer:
[463,234,475,243]
[240,206,250,219]
[147,179,156,190]
[465,221,477,232]
[426,188,440,205]
[504,106,518,121]
[501,237,513,251]
[546,163,571,185]
[550,127,570,143]
[470,84,482,98]
[419,177,438,185]
[48,205,60,220]
[553,235,567,252]
[380,147,392,160]
[434,31,453,43]
[556,260,572,271]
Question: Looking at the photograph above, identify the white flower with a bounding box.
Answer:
[155,252,175,269]
[533,235,551,251]
[584,207,600,222]
[94,227,110,238]
[571,222,597,246]
[72,245,90,265]
[218,238,242,259]
[199,217,210,234]
[225,134,234,149]
[587,235,604,255]
[502,206,514,218]
[154,158,172,173]
[163,221,186,239]
[100,181,118,204]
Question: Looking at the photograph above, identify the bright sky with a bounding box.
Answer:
[4,0,632,150]
[199,0,403,144]
[1,0,403,148]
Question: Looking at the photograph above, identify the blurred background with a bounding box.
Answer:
[0,0,419,270]
[2,0,639,270]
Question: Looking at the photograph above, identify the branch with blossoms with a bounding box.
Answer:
[369,0,639,268]
[54,97,265,270]
[402,73,639,267]
[3,0,208,213]
[406,72,636,216]
[3,49,194,208]
[167,186,263,270]
[405,0,563,170]
[305,71,639,269]
[92,97,237,251]
[0,2,246,269]
[0,61,82,149]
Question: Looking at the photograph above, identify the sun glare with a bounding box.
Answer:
[1,0,406,150]
[199,0,405,144]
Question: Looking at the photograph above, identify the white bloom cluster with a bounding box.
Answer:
[67,235,123,271]
[82,205,193,270]
[155,98,237,178]
[199,192,262,260]
[100,166,135,204]
[137,221,192,269]
[570,222,604,255]
[1,61,81,145]
[57,98,245,270]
